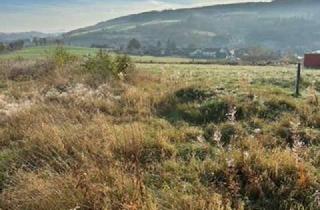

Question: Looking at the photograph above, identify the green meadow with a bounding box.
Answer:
[0,46,198,63]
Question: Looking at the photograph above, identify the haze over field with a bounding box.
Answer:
[1,0,269,33]
[1,0,320,54]
[65,0,320,53]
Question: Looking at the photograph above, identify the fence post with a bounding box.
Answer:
[295,63,301,96]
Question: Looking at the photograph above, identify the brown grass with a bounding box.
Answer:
[0,55,319,210]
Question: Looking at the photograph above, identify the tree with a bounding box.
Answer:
[241,47,278,64]
[32,37,39,46]
[127,38,141,51]
[8,40,24,51]
[187,43,196,50]
[33,37,47,46]
[39,38,47,46]
[165,39,177,55]
[55,39,64,45]
[0,42,5,53]
[156,41,162,49]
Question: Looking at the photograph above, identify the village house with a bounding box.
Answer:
[304,51,320,69]
[189,48,231,59]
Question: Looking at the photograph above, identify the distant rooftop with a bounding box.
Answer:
[310,50,320,54]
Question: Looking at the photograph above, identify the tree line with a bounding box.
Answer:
[126,38,177,55]
[0,40,25,53]
[0,37,65,54]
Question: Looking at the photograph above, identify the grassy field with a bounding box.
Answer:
[0,45,99,59]
[0,45,198,63]
[0,50,319,210]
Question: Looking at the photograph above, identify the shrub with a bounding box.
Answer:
[82,50,134,83]
[114,53,135,79]
[51,46,76,68]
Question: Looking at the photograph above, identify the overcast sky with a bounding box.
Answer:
[0,0,270,33]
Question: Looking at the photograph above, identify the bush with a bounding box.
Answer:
[114,53,135,78]
[82,50,134,83]
[51,46,76,68]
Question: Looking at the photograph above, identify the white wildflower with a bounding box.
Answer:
[214,130,222,146]
[254,128,262,134]
[226,106,237,123]
[243,151,249,159]
[197,135,205,143]
[227,158,235,168]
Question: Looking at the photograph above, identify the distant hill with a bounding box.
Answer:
[0,32,52,43]
[65,0,320,53]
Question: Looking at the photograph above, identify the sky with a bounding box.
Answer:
[0,0,269,33]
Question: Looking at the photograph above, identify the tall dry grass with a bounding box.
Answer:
[0,52,319,209]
